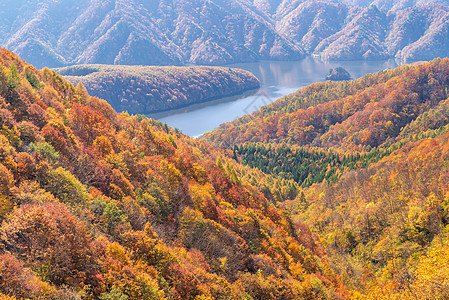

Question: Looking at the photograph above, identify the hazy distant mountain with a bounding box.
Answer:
[1,0,449,67]
[280,1,449,61]
[346,0,449,11]
[0,0,303,68]
[275,1,349,52]
[314,5,389,60]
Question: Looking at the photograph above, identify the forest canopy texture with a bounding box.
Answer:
[0,48,347,299]
[1,49,449,299]
[56,64,260,114]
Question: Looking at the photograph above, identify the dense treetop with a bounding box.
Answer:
[202,57,449,298]
[203,59,449,152]
[1,30,449,297]
[56,64,260,114]
[0,48,351,299]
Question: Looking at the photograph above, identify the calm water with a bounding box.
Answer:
[148,57,398,137]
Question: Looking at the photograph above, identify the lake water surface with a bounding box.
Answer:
[148,57,398,137]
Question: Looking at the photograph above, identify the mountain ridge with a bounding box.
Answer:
[2,0,449,68]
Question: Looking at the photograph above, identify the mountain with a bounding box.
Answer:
[2,0,449,68]
[346,0,449,11]
[275,1,449,62]
[0,0,303,68]
[2,47,449,298]
[202,58,449,297]
[275,1,350,53]
[203,59,449,150]
[56,64,260,114]
[0,49,350,299]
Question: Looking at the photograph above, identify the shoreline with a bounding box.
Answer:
[146,86,260,119]
[145,85,260,116]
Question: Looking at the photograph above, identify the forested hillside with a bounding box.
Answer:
[56,64,260,114]
[2,0,449,68]
[290,122,449,299]
[203,58,449,298]
[0,49,352,299]
[1,38,449,298]
[203,59,449,150]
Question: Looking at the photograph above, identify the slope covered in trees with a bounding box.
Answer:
[203,58,449,298]
[1,38,449,300]
[203,59,449,151]
[57,64,260,114]
[286,121,449,299]
[0,49,352,299]
[234,143,391,188]
[2,0,449,68]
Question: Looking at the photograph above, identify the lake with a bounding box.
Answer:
[148,57,398,137]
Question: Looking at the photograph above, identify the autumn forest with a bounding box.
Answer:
[1,1,449,296]
[0,48,349,299]
[0,40,448,299]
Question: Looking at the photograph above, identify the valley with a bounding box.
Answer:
[1,48,449,299]
[1,0,449,299]
[152,58,398,136]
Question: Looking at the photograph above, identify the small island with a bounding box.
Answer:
[57,65,260,114]
[325,67,352,81]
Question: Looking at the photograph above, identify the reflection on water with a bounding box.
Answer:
[148,57,398,137]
